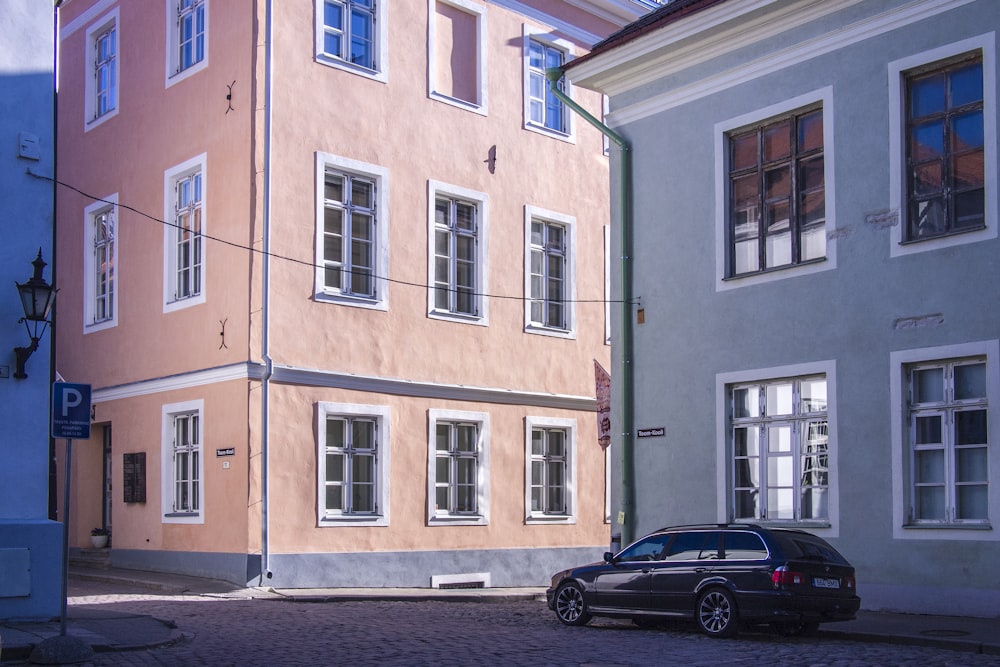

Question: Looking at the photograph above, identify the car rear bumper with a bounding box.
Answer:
[738,590,861,623]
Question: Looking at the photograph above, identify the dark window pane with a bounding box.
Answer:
[950,62,983,106]
[797,110,823,152]
[731,133,757,171]
[763,121,791,161]
[910,73,945,118]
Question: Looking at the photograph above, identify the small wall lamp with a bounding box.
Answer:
[14,249,55,380]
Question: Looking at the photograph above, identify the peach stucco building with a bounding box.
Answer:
[54,0,643,587]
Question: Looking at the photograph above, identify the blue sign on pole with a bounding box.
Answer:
[52,382,92,440]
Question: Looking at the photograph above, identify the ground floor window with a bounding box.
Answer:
[525,416,576,523]
[161,399,203,523]
[317,402,390,526]
[730,375,829,522]
[427,409,489,525]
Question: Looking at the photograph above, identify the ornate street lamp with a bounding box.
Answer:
[14,249,55,379]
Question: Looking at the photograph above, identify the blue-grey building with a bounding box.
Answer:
[566,0,998,616]
[0,1,61,621]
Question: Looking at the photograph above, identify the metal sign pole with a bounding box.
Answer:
[59,438,72,637]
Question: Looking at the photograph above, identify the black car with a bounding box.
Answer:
[546,524,860,638]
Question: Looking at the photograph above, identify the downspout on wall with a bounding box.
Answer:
[546,68,636,546]
[259,0,274,583]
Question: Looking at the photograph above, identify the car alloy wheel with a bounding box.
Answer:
[554,583,592,626]
[696,588,738,638]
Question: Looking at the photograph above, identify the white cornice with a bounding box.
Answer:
[487,0,605,45]
[60,0,117,40]
[89,362,596,411]
[563,0,649,25]
[595,0,978,126]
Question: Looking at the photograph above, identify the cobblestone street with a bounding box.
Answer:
[18,579,996,667]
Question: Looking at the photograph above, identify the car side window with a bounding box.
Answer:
[618,534,671,562]
[663,531,720,560]
[722,531,768,560]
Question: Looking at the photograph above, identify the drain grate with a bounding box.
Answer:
[438,581,485,590]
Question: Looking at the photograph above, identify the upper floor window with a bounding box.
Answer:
[889,37,996,258]
[428,0,487,113]
[730,375,829,524]
[906,359,989,526]
[318,402,390,526]
[316,0,387,82]
[166,0,208,86]
[84,9,119,129]
[83,196,118,332]
[525,206,575,337]
[315,153,389,309]
[525,36,569,136]
[427,409,489,526]
[164,155,207,312]
[161,400,204,524]
[728,106,825,277]
[905,54,985,242]
[427,181,488,324]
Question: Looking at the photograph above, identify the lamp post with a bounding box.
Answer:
[14,249,55,379]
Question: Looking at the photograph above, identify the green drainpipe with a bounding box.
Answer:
[546,68,635,546]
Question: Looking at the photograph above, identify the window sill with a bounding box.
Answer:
[523,122,574,144]
[427,309,487,327]
[320,515,387,527]
[428,515,487,527]
[526,515,576,525]
[903,522,992,531]
[315,54,386,84]
[315,291,386,311]
[524,324,576,340]
[429,91,487,116]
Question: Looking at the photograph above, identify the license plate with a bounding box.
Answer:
[813,577,840,589]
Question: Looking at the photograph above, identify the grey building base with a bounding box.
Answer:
[110,546,606,589]
[860,582,1000,619]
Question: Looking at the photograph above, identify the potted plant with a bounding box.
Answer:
[90,527,109,549]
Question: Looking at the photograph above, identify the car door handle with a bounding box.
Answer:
[695,567,708,573]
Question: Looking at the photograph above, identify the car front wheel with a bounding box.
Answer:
[554,582,592,626]
[695,588,738,638]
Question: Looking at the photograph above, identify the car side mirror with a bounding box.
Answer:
[603,551,616,563]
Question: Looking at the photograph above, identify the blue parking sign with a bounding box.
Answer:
[52,382,92,440]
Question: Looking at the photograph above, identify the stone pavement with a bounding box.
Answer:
[0,566,998,663]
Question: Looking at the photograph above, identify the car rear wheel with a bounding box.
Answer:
[554,583,592,626]
[695,588,738,638]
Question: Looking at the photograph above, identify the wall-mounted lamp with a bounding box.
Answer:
[14,249,55,380]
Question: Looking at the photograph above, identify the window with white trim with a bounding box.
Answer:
[727,105,825,277]
[525,206,575,336]
[315,0,387,82]
[906,358,989,525]
[83,196,118,332]
[166,0,208,86]
[85,9,119,129]
[525,416,576,523]
[428,0,487,113]
[730,376,829,523]
[524,33,571,137]
[889,36,997,257]
[427,409,489,525]
[164,155,206,311]
[316,153,389,307]
[318,402,390,526]
[161,400,203,523]
[904,53,984,242]
[428,181,488,324]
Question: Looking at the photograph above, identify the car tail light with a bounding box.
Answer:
[772,566,806,587]
[844,575,856,590]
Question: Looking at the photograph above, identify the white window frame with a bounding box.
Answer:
[83,195,119,333]
[314,0,388,84]
[890,340,1000,541]
[716,360,840,538]
[427,408,489,526]
[165,0,209,88]
[524,205,576,338]
[317,402,390,527]
[314,152,389,310]
[524,416,576,524]
[427,0,487,115]
[163,154,207,312]
[84,8,119,131]
[714,88,837,292]
[888,34,997,258]
[426,180,489,326]
[161,399,204,524]
[522,26,575,142]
